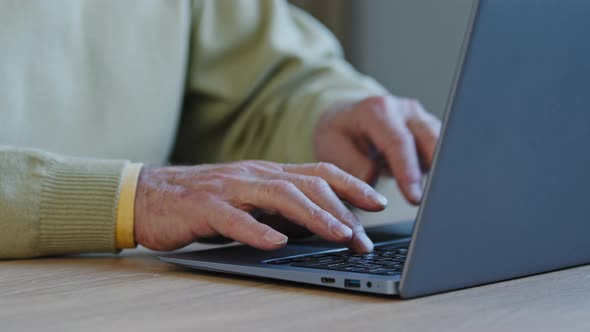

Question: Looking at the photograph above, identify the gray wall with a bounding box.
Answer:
[348,0,475,118]
[293,0,476,118]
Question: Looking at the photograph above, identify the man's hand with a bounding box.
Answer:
[134,161,388,253]
[314,95,442,204]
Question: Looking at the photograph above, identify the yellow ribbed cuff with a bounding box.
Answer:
[115,163,143,249]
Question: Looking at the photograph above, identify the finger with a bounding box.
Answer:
[406,100,442,168]
[207,202,289,250]
[236,179,354,243]
[283,162,387,211]
[274,172,375,253]
[359,97,423,204]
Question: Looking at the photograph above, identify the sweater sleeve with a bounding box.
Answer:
[0,146,128,259]
[171,0,387,165]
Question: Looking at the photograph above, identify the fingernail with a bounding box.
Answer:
[372,192,388,207]
[358,233,374,252]
[332,223,353,239]
[409,182,423,203]
[264,231,288,245]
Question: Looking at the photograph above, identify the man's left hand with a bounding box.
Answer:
[314,95,441,205]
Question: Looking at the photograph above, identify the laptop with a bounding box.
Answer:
[160,0,590,298]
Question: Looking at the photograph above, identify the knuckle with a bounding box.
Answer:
[306,176,331,193]
[341,173,356,187]
[309,207,329,225]
[343,210,361,227]
[392,98,418,119]
[368,102,389,119]
[234,161,255,174]
[225,211,244,229]
[242,160,281,174]
[259,160,283,171]
[269,180,297,196]
[314,162,338,175]
[362,186,376,199]
[385,130,414,147]
[410,119,431,136]
[201,177,227,191]
[341,173,365,194]
[363,95,389,112]
[216,166,239,177]
[412,113,441,139]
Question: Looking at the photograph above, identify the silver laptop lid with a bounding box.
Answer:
[400,0,590,298]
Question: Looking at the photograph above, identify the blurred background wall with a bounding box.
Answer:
[290,0,476,222]
[291,0,476,118]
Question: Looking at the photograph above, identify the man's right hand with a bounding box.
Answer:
[134,161,388,253]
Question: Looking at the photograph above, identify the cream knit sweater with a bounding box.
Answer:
[0,0,385,258]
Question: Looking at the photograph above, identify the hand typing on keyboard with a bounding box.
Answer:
[135,161,388,254]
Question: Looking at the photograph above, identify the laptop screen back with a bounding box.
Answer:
[400,0,590,298]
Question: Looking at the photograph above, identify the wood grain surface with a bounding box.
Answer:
[2,180,588,332]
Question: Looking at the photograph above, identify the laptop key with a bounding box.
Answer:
[266,259,292,265]
[265,245,409,275]
[308,254,330,259]
[291,259,344,268]
[291,258,309,263]
[369,268,392,274]
[334,266,358,272]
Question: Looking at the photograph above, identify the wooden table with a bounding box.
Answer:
[2,180,589,332]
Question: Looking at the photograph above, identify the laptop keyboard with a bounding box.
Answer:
[265,244,408,276]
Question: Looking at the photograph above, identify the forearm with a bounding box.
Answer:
[0,146,129,258]
[172,0,387,165]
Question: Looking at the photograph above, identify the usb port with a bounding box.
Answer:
[321,277,335,284]
[344,279,361,288]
